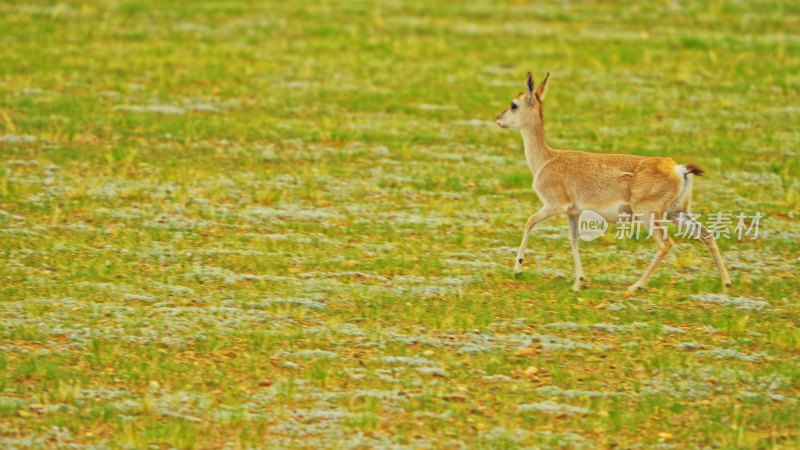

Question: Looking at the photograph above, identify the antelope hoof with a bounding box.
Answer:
[571,280,582,291]
[514,260,523,276]
[626,283,643,294]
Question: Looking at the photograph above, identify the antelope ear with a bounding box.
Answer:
[535,72,550,102]
[525,72,534,104]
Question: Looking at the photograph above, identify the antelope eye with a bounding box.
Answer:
[510,102,517,110]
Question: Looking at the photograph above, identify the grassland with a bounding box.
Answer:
[1,0,799,448]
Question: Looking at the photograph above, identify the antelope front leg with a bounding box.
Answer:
[514,206,562,275]
[567,215,585,291]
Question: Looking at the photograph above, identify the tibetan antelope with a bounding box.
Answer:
[496,72,731,293]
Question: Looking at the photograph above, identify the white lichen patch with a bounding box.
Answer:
[375,356,437,367]
[284,349,339,359]
[183,264,294,285]
[639,379,715,400]
[515,334,611,352]
[456,342,502,354]
[537,385,629,399]
[0,134,37,143]
[483,374,515,383]
[690,293,770,311]
[518,400,590,415]
[443,259,502,269]
[238,203,344,224]
[543,322,650,333]
[113,98,236,115]
[418,104,459,111]
[115,104,187,115]
[661,326,686,335]
[122,294,156,303]
[300,271,390,283]
[674,342,707,351]
[253,297,326,310]
[697,347,769,362]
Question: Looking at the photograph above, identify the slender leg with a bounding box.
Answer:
[671,214,731,292]
[514,206,563,275]
[567,215,585,291]
[698,225,731,291]
[628,226,673,293]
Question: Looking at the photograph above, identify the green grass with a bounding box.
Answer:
[1,0,799,447]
